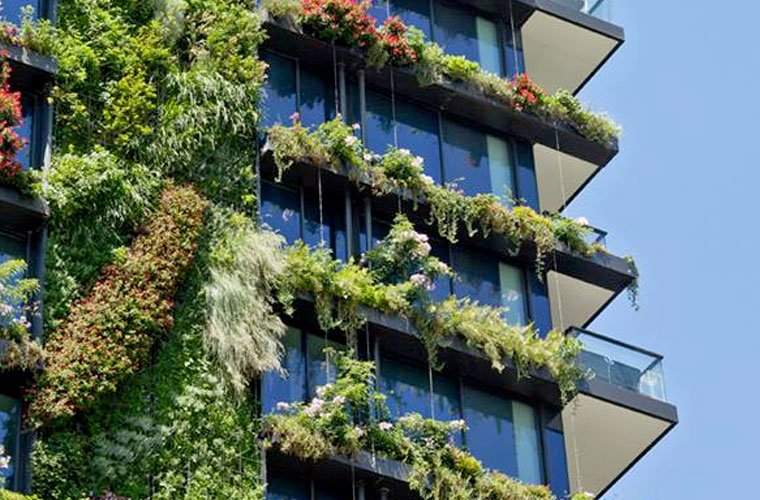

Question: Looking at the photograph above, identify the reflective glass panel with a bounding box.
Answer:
[299,65,336,129]
[303,189,348,262]
[499,263,527,326]
[260,181,301,245]
[392,0,432,38]
[0,395,20,489]
[16,94,34,170]
[452,247,500,307]
[262,327,306,413]
[0,1,39,25]
[262,52,297,128]
[306,334,344,398]
[433,2,504,76]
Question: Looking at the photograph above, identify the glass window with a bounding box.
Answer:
[433,1,504,76]
[262,327,306,414]
[262,52,297,129]
[0,233,25,263]
[16,94,35,170]
[0,1,40,25]
[267,474,310,500]
[512,400,543,485]
[452,247,500,307]
[369,0,389,25]
[261,181,301,245]
[306,334,344,398]
[299,64,336,129]
[442,119,515,203]
[499,263,527,326]
[0,395,21,490]
[462,386,517,476]
[379,355,461,423]
[544,411,570,498]
[303,189,348,262]
[365,91,443,184]
[462,387,543,484]
[392,0,432,38]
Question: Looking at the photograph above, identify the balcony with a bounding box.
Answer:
[562,328,677,497]
[514,0,624,94]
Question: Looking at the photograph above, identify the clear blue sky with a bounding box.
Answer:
[567,1,760,497]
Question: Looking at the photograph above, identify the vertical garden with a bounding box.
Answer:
[0,0,630,498]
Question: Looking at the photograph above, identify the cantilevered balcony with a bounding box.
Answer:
[514,0,624,94]
[563,328,677,497]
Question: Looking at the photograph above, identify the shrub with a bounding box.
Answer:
[301,0,378,49]
[29,185,207,424]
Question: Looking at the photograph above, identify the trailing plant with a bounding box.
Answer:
[266,117,598,275]
[0,259,43,371]
[264,1,620,145]
[0,6,55,55]
[624,255,640,310]
[204,212,288,396]
[264,350,559,500]
[278,215,584,398]
[29,185,207,424]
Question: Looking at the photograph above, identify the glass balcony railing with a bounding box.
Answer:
[552,0,614,23]
[573,328,667,401]
[583,225,608,248]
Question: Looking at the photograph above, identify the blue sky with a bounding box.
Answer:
[567,1,760,497]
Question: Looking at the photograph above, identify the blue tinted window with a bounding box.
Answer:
[16,94,35,170]
[267,474,310,500]
[396,99,442,184]
[379,355,461,423]
[505,20,525,78]
[0,1,39,25]
[545,411,570,497]
[365,91,442,184]
[433,2,504,76]
[306,334,344,398]
[499,263,527,326]
[262,52,297,128]
[262,327,306,413]
[303,189,347,261]
[462,386,518,476]
[0,233,25,263]
[452,247,500,307]
[261,181,301,244]
[429,239,452,301]
[442,119,515,203]
[299,65,336,129]
[369,0,389,24]
[0,395,21,490]
[392,0,432,38]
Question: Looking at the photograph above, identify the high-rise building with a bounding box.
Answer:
[0,1,677,498]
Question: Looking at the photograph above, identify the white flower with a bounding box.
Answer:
[354,426,366,438]
[449,419,467,431]
[344,135,359,147]
[352,123,361,130]
[304,398,325,417]
[315,384,332,398]
[410,273,433,291]
[378,421,393,431]
[420,174,435,185]
[398,148,411,156]
[275,402,291,412]
[575,216,590,226]
[332,395,346,405]
[363,153,374,162]
[0,446,9,471]
[412,156,424,169]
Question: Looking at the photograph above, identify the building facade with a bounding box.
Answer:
[0,0,678,498]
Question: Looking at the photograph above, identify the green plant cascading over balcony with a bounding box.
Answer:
[262,0,621,146]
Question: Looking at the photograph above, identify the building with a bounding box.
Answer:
[0,0,678,498]
[256,1,677,499]
[0,0,56,493]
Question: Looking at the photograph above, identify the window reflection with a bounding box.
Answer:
[15,95,35,170]
[261,181,301,245]
[0,395,20,490]
[0,1,39,26]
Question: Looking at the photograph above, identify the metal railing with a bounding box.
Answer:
[572,328,667,401]
[552,0,614,23]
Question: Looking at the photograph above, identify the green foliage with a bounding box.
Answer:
[262,0,303,21]
[44,149,161,327]
[150,69,261,209]
[30,186,207,424]
[32,207,264,500]
[204,213,288,395]
[624,255,640,310]
[266,119,598,276]
[545,90,621,146]
[0,259,43,371]
[0,490,40,500]
[265,350,557,500]
[441,54,480,82]
[0,6,56,54]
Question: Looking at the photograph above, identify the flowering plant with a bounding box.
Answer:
[376,16,417,66]
[301,0,377,49]
[0,259,43,372]
[510,73,546,113]
[0,57,27,191]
